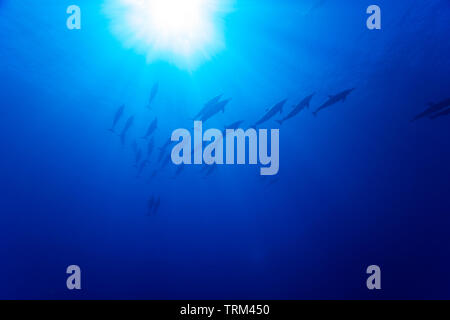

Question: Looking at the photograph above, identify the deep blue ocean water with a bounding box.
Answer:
[0,0,449,299]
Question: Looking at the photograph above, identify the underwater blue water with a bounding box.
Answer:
[0,0,449,299]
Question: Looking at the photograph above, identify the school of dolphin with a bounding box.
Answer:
[107,82,450,216]
[410,98,450,122]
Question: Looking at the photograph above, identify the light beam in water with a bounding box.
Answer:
[103,0,233,70]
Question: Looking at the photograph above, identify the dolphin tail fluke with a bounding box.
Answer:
[312,111,318,117]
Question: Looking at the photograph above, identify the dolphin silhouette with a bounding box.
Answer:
[277,93,314,125]
[312,89,354,116]
[193,94,223,119]
[153,197,161,215]
[200,99,231,123]
[119,116,134,145]
[430,107,450,120]
[146,137,155,159]
[253,99,287,127]
[147,196,155,215]
[411,98,450,122]
[142,118,158,139]
[109,104,125,132]
[146,83,159,109]
[136,160,148,177]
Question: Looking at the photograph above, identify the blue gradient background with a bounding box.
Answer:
[0,0,449,299]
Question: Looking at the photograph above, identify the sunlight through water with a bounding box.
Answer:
[103,0,234,70]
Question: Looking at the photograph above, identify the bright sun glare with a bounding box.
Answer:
[103,0,233,70]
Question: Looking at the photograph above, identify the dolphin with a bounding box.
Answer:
[312,89,355,116]
[142,118,158,139]
[252,99,287,127]
[277,93,314,125]
[152,197,161,215]
[146,137,155,159]
[136,160,148,177]
[200,99,231,123]
[225,120,244,130]
[159,138,172,151]
[147,196,155,215]
[221,120,245,138]
[411,98,450,122]
[430,107,450,120]
[134,148,142,167]
[193,94,223,119]
[147,83,159,109]
[109,104,125,132]
[160,153,172,169]
[158,138,173,163]
[158,149,167,163]
[120,116,134,145]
